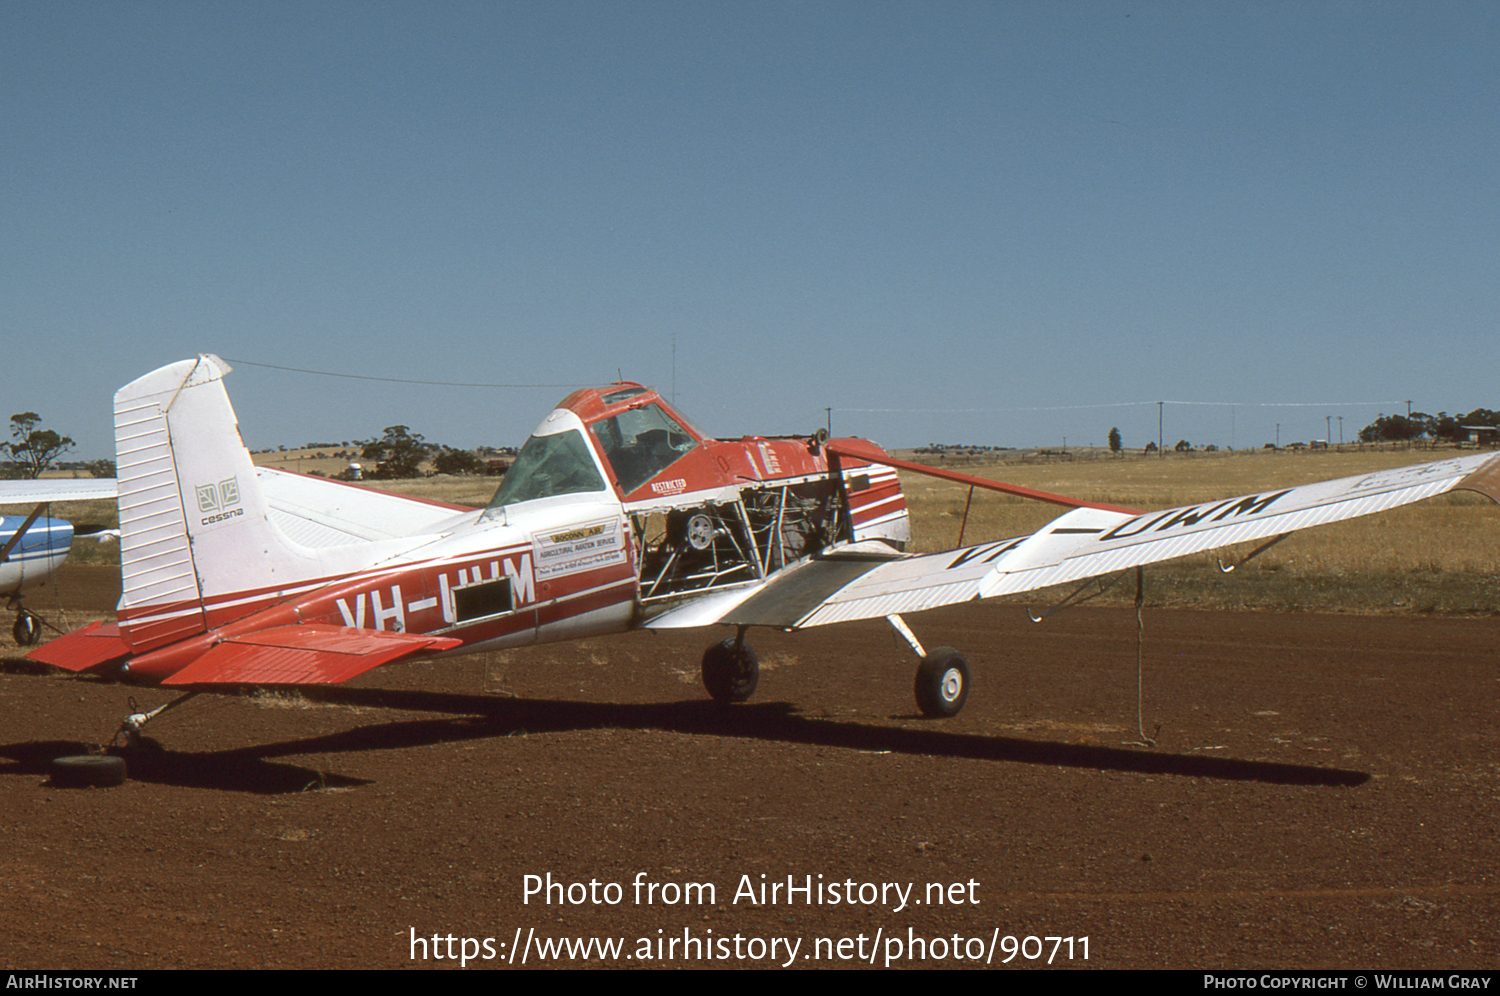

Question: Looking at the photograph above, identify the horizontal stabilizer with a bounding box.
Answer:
[161,625,462,686]
[27,621,133,672]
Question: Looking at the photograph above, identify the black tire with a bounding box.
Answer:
[50,755,127,788]
[13,612,41,647]
[914,648,970,718]
[701,638,759,703]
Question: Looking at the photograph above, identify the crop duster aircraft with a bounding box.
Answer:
[26,355,1500,741]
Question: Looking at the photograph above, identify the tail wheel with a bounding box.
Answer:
[914,648,969,718]
[13,611,41,647]
[701,638,759,703]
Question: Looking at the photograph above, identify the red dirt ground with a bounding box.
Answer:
[1,566,1496,969]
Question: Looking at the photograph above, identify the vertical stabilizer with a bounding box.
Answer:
[114,355,281,651]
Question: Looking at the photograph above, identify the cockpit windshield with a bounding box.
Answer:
[589,403,699,495]
[486,429,607,510]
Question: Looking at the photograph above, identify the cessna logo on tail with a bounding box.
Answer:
[195,477,243,525]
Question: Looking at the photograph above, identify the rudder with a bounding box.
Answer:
[114,355,291,652]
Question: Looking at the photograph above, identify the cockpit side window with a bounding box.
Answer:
[486,430,607,509]
[590,403,698,495]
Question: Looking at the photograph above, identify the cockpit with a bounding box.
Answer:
[484,383,706,514]
[588,401,698,494]
[484,425,607,509]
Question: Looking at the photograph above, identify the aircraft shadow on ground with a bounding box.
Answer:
[8,685,1367,793]
[0,738,373,795]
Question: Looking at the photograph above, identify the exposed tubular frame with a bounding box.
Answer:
[633,478,844,604]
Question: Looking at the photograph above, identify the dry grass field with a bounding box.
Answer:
[18,444,1500,613]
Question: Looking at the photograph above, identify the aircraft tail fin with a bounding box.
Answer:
[111,354,473,657]
[113,355,293,653]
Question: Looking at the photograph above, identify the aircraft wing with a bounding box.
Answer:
[651,452,1500,631]
[0,479,119,504]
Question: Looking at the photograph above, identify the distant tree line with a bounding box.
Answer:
[1358,408,1500,443]
[0,409,514,483]
[358,425,510,479]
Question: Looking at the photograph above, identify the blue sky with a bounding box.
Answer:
[5,1,1497,459]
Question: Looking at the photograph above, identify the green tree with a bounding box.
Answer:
[4,412,75,479]
[1437,408,1500,443]
[1358,414,1425,443]
[361,425,430,479]
[1107,427,1122,454]
[431,447,484,476]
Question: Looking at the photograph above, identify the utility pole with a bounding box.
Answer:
[1326,415,1332,445]
[1337,416,1343,445]
[824,408,831,436]
[1158,401,1164,458]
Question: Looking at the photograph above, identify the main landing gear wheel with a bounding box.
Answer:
[914,648,970,718]
[50,755,127,788]
[13,611,41,647]
[701,638,759,704]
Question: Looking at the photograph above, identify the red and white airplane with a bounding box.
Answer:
[27,355,1500,736]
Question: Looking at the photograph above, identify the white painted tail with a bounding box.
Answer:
[113,355,472,653]
[114,355,294,651]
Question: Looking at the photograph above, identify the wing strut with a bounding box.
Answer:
[825,438,1141,514]
[1215,533,1291,573]
[886,613,926,658]
[0,502,50,566]
[1026,570,1130,623]
[956,486,976,546]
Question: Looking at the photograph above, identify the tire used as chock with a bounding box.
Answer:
[50,755,128,789]
[701,638,759,704]
[914,647,970,718]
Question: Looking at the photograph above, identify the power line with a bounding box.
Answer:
[837,399,1405,414]
[221,357,588,389]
